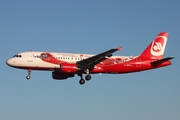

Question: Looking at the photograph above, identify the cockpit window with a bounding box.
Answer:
[13,54,22,58]
[41,53,48,58]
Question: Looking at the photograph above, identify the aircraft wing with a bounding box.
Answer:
[76,47,122,70]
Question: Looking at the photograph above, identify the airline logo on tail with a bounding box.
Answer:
[150,36,167,56]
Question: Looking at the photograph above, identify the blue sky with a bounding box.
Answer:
[0,0,180,120]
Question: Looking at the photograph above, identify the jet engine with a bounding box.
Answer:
[52,63,77,80]
[59,63,77,73]
[52,71,74,80]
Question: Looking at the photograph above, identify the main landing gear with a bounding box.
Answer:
[26,69,31,80]
[78,69,92,85]
[78,74,92,85]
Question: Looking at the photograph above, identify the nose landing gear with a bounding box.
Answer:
[26,75,30,80]
[26,69,31,80]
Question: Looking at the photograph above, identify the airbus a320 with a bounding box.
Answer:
[6,32,173,85]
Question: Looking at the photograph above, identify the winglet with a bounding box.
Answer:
[117,46,122,51]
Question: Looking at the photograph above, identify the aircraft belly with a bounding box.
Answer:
[102,63,151,73]
[36,61,59,69]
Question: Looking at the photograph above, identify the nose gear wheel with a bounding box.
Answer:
[26,69,31,80]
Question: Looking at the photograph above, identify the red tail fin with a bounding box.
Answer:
[139,32,169,60]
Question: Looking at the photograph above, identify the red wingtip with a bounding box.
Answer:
[117,46,122,51]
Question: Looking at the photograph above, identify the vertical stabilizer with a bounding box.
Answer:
[139,32,168,60]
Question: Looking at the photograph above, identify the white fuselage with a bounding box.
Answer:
[6,51,132,70]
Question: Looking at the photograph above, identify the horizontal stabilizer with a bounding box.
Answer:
[151,57,174,67]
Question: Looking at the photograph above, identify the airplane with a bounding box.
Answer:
[6,32,174,85]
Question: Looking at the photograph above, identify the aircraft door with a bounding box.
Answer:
[27,52,33,62]
[136,58,141,67]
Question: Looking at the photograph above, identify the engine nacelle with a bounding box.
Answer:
[52,71,74,80]
[60,63,77,73]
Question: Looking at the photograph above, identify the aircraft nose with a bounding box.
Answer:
[6,59,10,66]
[6,59,14,66]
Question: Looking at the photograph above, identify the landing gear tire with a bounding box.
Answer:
[85,75,91,81]
[26,75,31,80]
[26,69,31,80]
[79,79,85,85]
